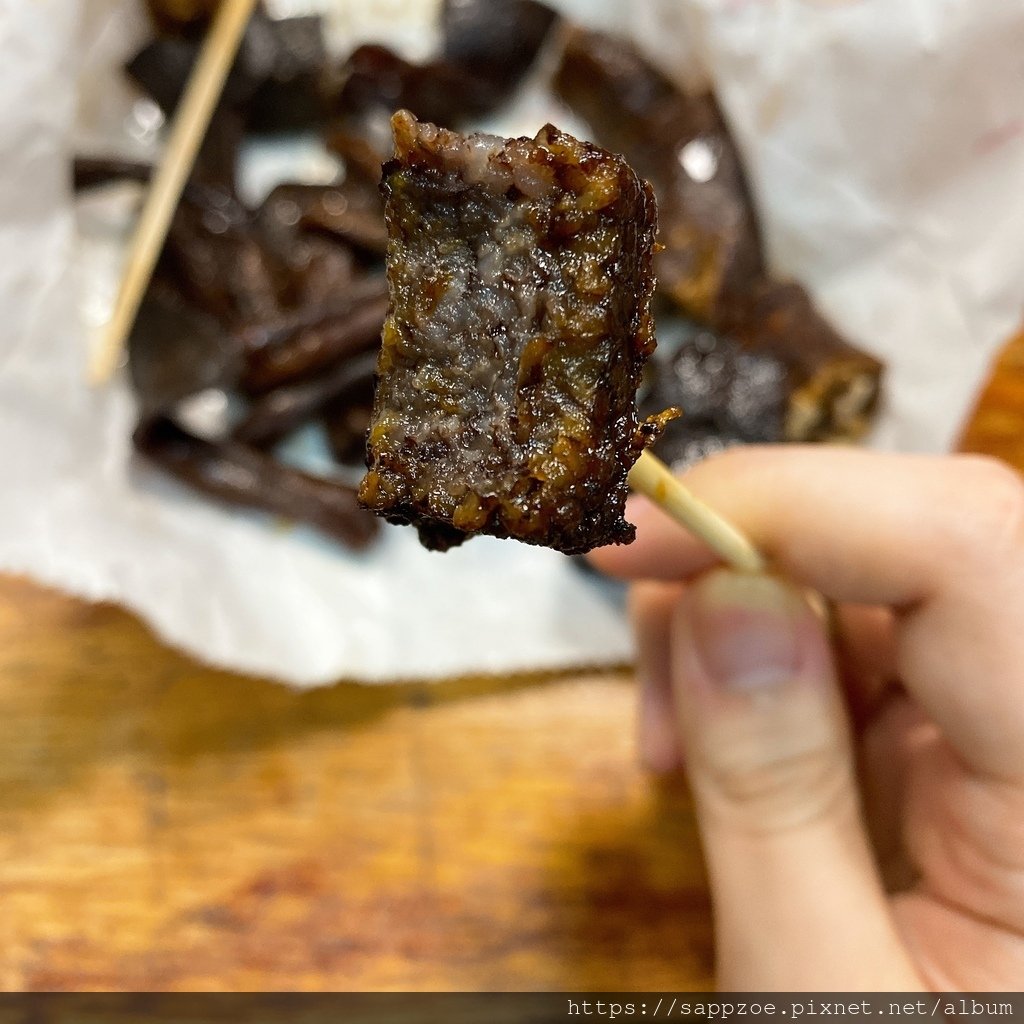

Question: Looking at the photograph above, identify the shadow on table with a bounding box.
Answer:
[538,775,714,992]
[0,574,623,814]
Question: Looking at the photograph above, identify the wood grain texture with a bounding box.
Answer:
[0,580,710,991]
[1,329,1021,992]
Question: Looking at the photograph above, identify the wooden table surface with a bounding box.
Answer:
[2,333,1022,992]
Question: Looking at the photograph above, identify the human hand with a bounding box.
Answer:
[589,447,1024,991]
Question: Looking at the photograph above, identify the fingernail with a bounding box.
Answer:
[690,572,806,691]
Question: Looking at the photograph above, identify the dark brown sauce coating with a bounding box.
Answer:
[239,277,388,393]
[144,0,217,36]
[335,44,494,128]
[359,112,669,554]
[642,318,787,470]
[323,387,376,466]
[555,29,883,444]
[440,0,560,98]
[554,26,764,323]
[134,417,378,550]
[129,285,243,416]
[719,282,884,442]
[233,349,378,449]
[128,11,330,131]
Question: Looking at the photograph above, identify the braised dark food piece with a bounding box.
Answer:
[246,16,329,132]
[330,0,559,144]
[74,117,243,199]
[73,129,240,200]
[162,190,288,328]
[324,3,559,187]
[189,109,247,192]
[144,0,218,37]
[334,44,490,130]
[721,282,883,442]
[126,36,258,114]
[556,28,883,444]
[323,386,375,465]
[233,349,378,448]
[440,0,560,99]
[359,112,669,554]
[642,319,788,470]
[554,26,763,323]
[258,182,387,257]
[300,195,388,256]
[646,287,883,467]
[134,417,379,549]
[254,185,360,308]
[80,8,396,553]
[128,11,329,131]
[260,232,357,311]
[129,285,243,415]
[73,157,153,191]
[239,275,388,393]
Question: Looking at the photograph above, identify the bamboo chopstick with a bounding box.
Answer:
[89,0,259,385]
[628,449,766,573]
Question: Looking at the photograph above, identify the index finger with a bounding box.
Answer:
[592,446,1024,779]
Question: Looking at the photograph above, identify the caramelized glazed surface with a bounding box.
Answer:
[359,112,664,553]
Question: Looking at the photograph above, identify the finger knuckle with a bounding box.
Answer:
[906,751,1024,936]
[701,741,854,832]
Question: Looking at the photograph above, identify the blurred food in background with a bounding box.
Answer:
[77,0,883,552]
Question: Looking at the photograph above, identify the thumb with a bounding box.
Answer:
[670,569,919,991]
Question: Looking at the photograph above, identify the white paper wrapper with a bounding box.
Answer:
[3,0,1022,685]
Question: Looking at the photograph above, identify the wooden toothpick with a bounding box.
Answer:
[89,0,259,385]
[628,449,766,574]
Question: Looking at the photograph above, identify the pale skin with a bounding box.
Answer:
[589,447,1024,991]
